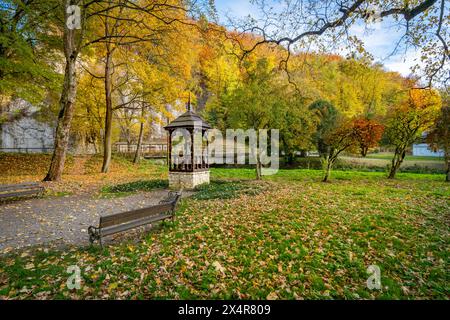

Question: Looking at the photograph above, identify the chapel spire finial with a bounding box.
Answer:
[187,93,192,112]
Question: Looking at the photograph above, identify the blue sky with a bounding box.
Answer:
[214,0,419,76]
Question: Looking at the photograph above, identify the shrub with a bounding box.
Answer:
[102,179,168,193]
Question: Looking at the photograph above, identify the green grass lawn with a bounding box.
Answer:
[0,168,448,299]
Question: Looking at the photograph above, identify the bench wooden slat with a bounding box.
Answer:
[0,182,42,192]
[99,202,174,228]
[0,188,43,199]
[89,191,181,246]
[101,213,173,236]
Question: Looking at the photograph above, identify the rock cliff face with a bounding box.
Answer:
[1,117,55,152]
[0,99,186,154]
[0,99,55,153]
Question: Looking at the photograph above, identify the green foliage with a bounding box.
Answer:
[224,58,276,130]
[205,56,316,178]
[308,100,339,155]
[0,0,62,105]
[102,180,169,194]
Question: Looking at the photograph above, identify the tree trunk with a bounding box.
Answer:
[285,151,295,165]
[446,163,450,182]
[388,148,406,179]
[134,121,144,164]
[255,159,262,180]
[445,153,449,182]
[93,139,98,154]
[101,51,113,173]
[361,146,368,157]
[0,120,2,148]
[322,157,333,182]
[255,148,262,180]
[44,21,79,181]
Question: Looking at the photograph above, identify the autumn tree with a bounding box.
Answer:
[385,88,442,179]
[133,102,146,164]
[72,71,105,153]
[42,0,212,181]
[351,118,384,157]
[426,91,450,181]
[309,100,355,182]
[222,58,276,180]
[74,1,174,173]
[194,26,242,112]
[88,1,125,173]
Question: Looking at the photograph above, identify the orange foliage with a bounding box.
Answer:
[351,118,385,157]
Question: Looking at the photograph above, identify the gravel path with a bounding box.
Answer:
[0,190,188,254]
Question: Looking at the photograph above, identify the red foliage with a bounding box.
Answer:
[351,118,385,157]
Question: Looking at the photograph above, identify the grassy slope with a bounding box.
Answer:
[0,168,448,299]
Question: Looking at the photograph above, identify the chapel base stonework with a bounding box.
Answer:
[168,171,210,190]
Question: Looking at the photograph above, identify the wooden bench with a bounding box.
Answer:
[88,191,182,246]
[0,182,45,201]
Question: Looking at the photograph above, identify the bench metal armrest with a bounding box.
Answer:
[88,226,101,244]
[159,191,182,221]
[159,191,182,205]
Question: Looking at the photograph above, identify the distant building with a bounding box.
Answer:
[412,132,444,157]
[412,143,444,157]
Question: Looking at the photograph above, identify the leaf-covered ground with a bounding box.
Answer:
[0,153,166,195]
[0,169,448,299]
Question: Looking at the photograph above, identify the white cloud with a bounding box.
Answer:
[215,0,257,23]
[383,50,421,76]
[348,20,422,76]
